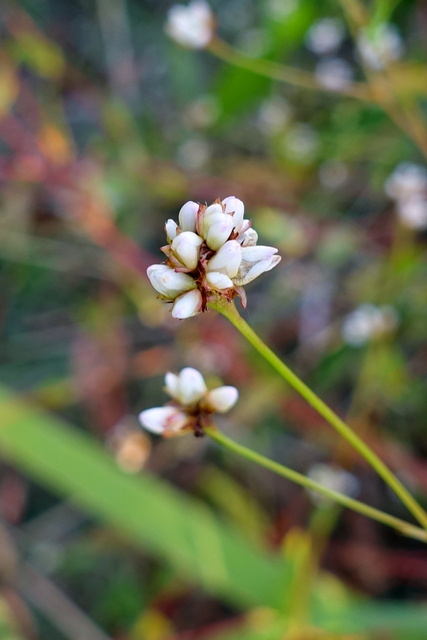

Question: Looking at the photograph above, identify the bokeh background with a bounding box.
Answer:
[1,0,427,638]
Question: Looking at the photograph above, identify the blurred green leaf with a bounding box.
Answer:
[0,385,284,609]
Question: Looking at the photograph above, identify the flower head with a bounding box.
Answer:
[166,1,215,49]
[357,23,403,70]
[341,304,398,346]
[147,196,281,318]
[139,367,238,437]
[384,162,427,229]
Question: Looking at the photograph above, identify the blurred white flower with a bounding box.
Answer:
[307,463,359,505]
[385,162,427,201]
[318,159,349,189]
[139,367,238,437]
[285,123,319,163]
[306,18,345,56]
[257,96,292,135]
[165,0,214,49]
[357,23,403,70]
[315,58,353,91]
[385,162,427,229]
[342,304,398,346]
[147,196,281,317]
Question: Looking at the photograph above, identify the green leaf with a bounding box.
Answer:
[0,386,284,609]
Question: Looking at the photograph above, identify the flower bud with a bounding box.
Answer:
[139,406,188,434]
[178,201,199,232]
[147,264,196,298]
[205,271,234,290]
[222,196,245,232]
[203,213,235,250]
[206,240,242,278]
[239,227,258,247]
[202,386,239,413]
[235,254,281,286]
[165,219,178,242]
[171,231,203,270]
[171,289,203,319]
[168,367,207,405]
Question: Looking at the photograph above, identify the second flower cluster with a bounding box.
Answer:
[147,197,281,319]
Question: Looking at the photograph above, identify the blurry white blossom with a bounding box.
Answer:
[357,23,403,70]
[257,96,292,135]
[385,162,427,229]
[306,18,345,56]
[147,196,281,318]
[342,304,398,346]
[285,123,319,163]
[315,58,353,91]
[139,367,238,437]
[318,159,349,189]
[307,463,359,505]
[166,1,214,49]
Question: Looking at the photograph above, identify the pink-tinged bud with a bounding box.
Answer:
[176,367,207,404]
[171,231,203,270]
[205,271,234,290]
[222,196,245,232]
[138,406,188,434]
[241,245,279,263]
[147,264,196,298]
[204,214,235,251]
[203,386,239,413]
[207,240,242,278]
[165,219,178,242]
[171,289,203,319]
[178,201,199,232]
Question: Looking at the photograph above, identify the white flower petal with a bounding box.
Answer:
[222,196,245,232]
[206,271,234,290]
[171,289,203,319]
[178,367,207,404]
[241,245,278,263]
[204,386,238,413]
[239,227,258,247]
[207,240,242,277]
[171,231,203,270]
[235,255,281,286]
[165,372,180,400]
[138,406,188,434]
[147,264,196,298]
[178,201,199,232]
[165,219,178,242]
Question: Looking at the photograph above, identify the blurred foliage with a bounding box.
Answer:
[1,0,427,638]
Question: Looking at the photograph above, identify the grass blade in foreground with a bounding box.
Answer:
[0,385,282,609]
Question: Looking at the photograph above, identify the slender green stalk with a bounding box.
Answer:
[209,299,427,531]
[207,38,372,101]
[205,426,427,542]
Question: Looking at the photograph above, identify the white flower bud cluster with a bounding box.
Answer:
[385,162,427,230]
[147,196,281,319]
[357,23,403,70]
[165,1,214,50]
[138,367,238,437]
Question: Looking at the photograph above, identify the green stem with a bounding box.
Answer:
[210,299,427,531]
[205,426,427,542]
[208,37,372,101]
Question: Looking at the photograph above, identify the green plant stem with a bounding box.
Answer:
[204,426,427,542]
[207,37,372,101]
[209,299,427,531]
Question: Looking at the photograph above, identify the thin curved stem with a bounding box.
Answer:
[205,426,427,542]
[209,298,427,531]
[207,37,372,101]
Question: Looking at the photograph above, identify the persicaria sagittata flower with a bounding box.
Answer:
[138,367,238,437]
[165,1,215,49]
[146,196,281,318]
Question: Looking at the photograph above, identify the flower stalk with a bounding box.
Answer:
[210,297,427,532]
[204,425,427,542]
